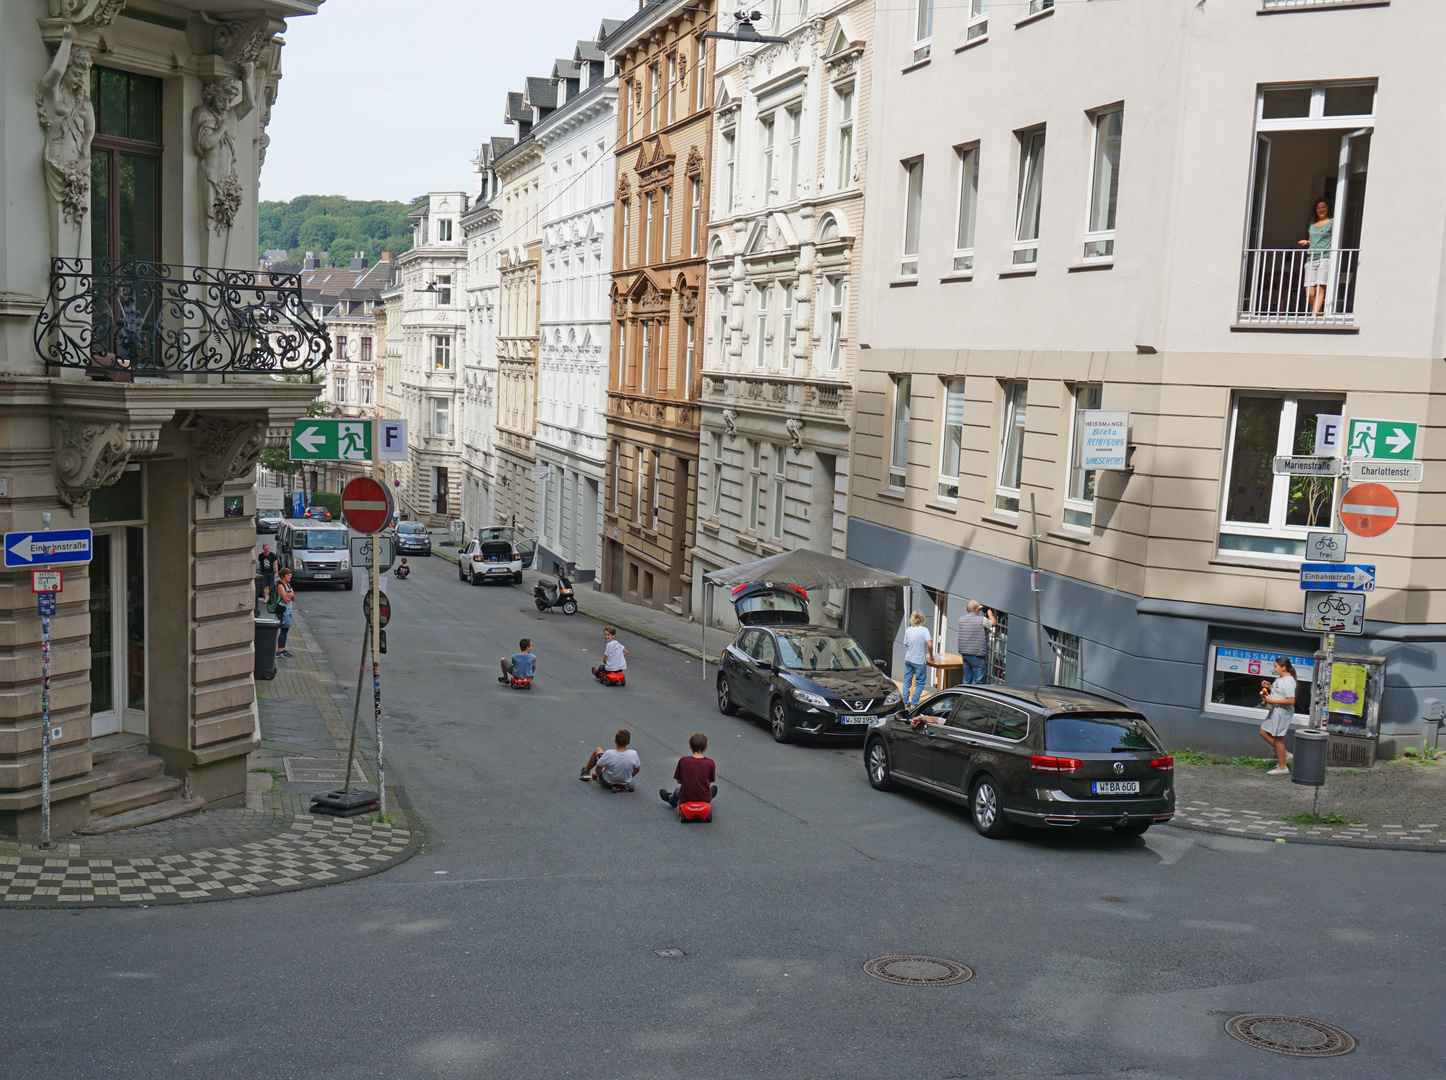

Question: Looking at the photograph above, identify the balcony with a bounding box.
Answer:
[1261,0,1385,9]
[1237,247,1359,328]
[36,258,331,376]
[702,372,854,420]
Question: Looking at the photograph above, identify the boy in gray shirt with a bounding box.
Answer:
[579,728,641,792]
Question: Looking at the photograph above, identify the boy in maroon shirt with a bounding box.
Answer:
[660,732,717,808]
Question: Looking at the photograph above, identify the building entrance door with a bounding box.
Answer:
[89,527,147,738]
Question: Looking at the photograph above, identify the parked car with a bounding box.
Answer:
[276,521,353,589]
[458,526,537,585]
[255,508,283,534]
[715,583,901,742]
[303,506,333,521]
[394,522,432,556]
[863,686,1175,839]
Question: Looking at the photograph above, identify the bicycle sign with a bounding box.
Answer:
[1305,531,1348,564]
[1302,590,1365,635]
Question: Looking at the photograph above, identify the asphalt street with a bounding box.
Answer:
[3,551,1443,1079]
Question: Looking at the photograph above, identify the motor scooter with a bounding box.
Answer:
[534,571,578,615]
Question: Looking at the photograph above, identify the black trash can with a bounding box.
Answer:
[1291,728,1329,787]
[254,615,281,681]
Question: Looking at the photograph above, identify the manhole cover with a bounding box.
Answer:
[863,955,972,986]
[1225,1014,1355,1058]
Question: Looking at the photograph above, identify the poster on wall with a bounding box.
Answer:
[1211,647,1315,719]
[1328,663,1369,718]
[1079,411,1130,470]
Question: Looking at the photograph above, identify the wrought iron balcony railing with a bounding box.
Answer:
[1237,247,1359,328]
[35,258,331,376]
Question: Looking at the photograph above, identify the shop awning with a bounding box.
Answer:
[703,549,909,591]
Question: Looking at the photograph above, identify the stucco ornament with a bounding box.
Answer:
[37,26,95,232]
[190,417,265,499]
[48,0,126,27]
[722,409,739,440]
[786,417,804,450]
[55,421,128,509]
[192,64,256,235]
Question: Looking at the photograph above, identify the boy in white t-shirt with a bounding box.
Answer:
[591,626,628,680]
[579,728,641,791]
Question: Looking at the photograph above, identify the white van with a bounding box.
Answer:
[276,521,354,589]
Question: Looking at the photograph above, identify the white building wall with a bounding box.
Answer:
[461,201,502,535]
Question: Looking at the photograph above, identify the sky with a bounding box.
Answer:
[260,0,638,204]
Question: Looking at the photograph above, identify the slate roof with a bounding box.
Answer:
[524,76,558,110]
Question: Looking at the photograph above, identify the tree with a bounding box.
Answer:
[258,194,414,263]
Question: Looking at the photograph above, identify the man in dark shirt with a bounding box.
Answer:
[660,732,717,808]
[257,543,278,600]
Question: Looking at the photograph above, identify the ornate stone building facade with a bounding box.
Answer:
[534,33,618,581]
[603,0,716,613]
[459,140,507,536]
[0,0,325,839]
[694,2,871,630]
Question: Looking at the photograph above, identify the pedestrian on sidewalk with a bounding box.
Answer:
[580,729,641,791]
[499,638,535,684]
[257,543,278,601]
[661,732,717,808]
[1260,657,1298,775]
[591,626,627,681]
[274,568,295,658]
[956,601,996,685]
[902,611,933,706]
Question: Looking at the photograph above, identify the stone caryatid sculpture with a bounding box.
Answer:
[192,63,255,239]
[37,24,95,254]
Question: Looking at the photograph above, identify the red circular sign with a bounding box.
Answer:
[341,476,390,533]
[1340,482,1399,538]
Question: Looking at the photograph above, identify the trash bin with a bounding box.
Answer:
[1291,728,1329,787]
[254,615,281,681]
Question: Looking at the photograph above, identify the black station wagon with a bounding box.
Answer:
[716,583,902,742]
[864,686,1175,838]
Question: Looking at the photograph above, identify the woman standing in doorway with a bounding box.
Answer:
[901,611,933,707]
[274,568,295,658]
[1298,198,1334,316]
[1260,657,1298,775]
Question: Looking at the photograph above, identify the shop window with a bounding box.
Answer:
[1208,644,1314,719]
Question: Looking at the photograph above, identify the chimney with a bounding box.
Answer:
[379,252,392,262]
[350,251,366,272]
[303,251,319,270]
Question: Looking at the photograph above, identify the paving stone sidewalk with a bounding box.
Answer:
[0,608,420,907]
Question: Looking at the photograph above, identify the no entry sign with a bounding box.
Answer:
[1340,483,1399,538]
[341,476,391,533]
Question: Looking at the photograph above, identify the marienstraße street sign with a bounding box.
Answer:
[290,419,372,461]
[348,534,396,571]
[1300,563,1375,592]
[1348,459,1423,484]
[1348,417,1418,461]
[4,528,93,568]
[1302,590,1366,635]
[1272,456,1340,477]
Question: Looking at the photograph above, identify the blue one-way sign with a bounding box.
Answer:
[1299,562,1375,592]
[4,529,93,568]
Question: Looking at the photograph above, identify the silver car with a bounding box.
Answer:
[277,521,354,589]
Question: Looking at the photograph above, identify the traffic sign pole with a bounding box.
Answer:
[371,421,385,819]
[40,598,52,848]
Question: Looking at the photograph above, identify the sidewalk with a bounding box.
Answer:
[0,609,419,907]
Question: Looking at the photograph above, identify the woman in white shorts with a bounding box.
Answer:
[1260,657,1298,775]
[1298,198,1334,315]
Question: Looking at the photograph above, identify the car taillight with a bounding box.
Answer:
[1030,755,1082,774]
[472,555,483,562]
[1150,756,1174,771]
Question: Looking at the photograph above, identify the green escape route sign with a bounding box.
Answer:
[290,419,373,462]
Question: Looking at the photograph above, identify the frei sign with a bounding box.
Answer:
[348,534,396,571]
[1079,411,1129,470]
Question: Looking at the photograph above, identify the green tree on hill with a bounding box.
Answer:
[259,195,414,266]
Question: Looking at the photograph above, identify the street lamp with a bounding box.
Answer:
[702,9,789,45]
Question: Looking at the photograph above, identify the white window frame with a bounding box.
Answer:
[666,54,677,126]
[723,128,737,211]
[914,0,933,62]
[360,378,372,405]
[435,275,452,305]
[690,178,702,256]
[661,186,672,260]
[335,376,347,403]
[432,397,451,438]
[825,276,845,372]
[937,377,966,500]
[684,317,695,399]
[437,219,453,242]
[709,434,724,519]
[889,374,912,489]
[1063,384,1102,530]
[694,37,707,112]
[1219,393,1345,558]
[779,283,793,371]
[953,144,979,273]
[636,446,647,523]
[771,444,786,540]
[714,287,730,366]
[995,380,1028,513]
[432,334,452,370]
[1046,627,1080,688]
[649,62,661,133]
[1084,107,1123,261]
[1256,80,1376,131]
[901,158,924,277]
[786,104,802,201]
[1013,128,1046,267]
[967,0,989,42]
[760,112,777,205]
[1206,643,1316,721]
[754,283,770,369]
[651,449,662,528]
[834,83,855,190]
[1028,0,1053,13]
[644,194,654,263]
[747,440,762,532]
[641,321,652,393]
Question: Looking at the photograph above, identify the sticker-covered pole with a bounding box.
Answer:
[372,421,386,817]
[40,605,52,848]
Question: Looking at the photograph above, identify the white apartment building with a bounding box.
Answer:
[694,1,872,628]
[851,0,1443,756]
[535,35,618,582]
[459,140,508,536]
[398,192,467,521]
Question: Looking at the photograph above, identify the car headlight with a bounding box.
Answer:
[340,555,350,569]
[792,689,829,708]
[882,689,902,708]
[292,556,305,568]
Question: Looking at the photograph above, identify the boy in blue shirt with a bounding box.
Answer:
[499,638,536,683]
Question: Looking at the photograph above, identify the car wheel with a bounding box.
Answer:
[716,676,739,716]
[343,580,353,591]
[562,600,577,615]
[469,568,480,586]
[459,565,465,581]
[513,572,523,584]
[1112,821,1151,838]
[770,698,794,743]
[866,739,895,791]
[970,775,1014,839]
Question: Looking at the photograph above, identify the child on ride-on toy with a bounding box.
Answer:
[579,728,641,791]
[499,638,536,686]
[661,732,717,811]
[591,626,628,684]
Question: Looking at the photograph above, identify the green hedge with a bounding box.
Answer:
[308,491,342,515]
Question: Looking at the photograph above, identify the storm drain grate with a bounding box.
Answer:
[283,757,367,785]
[863,955,972,987]
[1225,1014,1355,1058]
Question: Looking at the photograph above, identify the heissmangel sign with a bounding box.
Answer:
[1079,410,1129,470]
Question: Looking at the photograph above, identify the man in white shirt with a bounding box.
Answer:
[591,626,628,680]
[578,728,641,791]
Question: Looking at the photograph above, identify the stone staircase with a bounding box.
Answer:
[75,734,206,835]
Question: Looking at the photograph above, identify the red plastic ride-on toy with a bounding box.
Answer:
[507,674,533,690]
[593,668,626,687]
[677,800,713,823]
